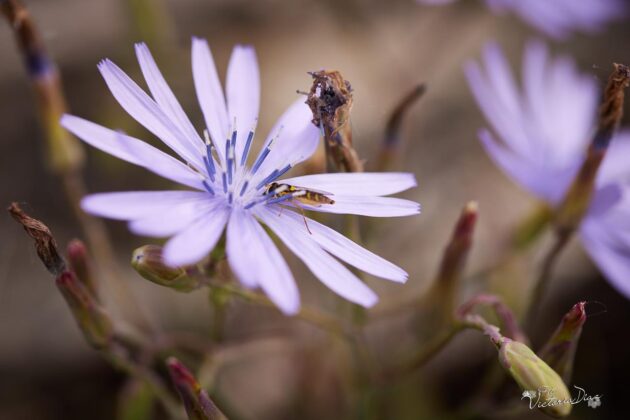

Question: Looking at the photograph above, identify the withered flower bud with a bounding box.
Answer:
[56,271,113,349]
[555,63,630,234]
[132,245,201,292]
[305,70,363,172]
[166,357,225,420]
[539,302,587,383]
[8,202,65,275]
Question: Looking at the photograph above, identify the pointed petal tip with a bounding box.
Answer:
[191,36,207,46]
[362,293,379,308]
[97,58,111,68]
[277,300,301,316]
[79,195,99,215]
[234,43,255,52]
[391,270,409,284]
[59,113,73,127]
[134,42,148,51]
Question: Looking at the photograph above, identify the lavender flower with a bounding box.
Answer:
[417,0,625,40]
[60,39,420,314]
[465,41,630,298]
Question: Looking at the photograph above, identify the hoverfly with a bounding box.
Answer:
[263,182,335,234]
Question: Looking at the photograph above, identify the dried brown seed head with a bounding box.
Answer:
[8,202,65,275]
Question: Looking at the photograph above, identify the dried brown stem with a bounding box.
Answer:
[555,63,630,235]
[594,63,630,149]
[529,64,630,330]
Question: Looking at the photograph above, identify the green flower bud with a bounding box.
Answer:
[132,245,201,292]
[56,271,113,349]
[166,357,225,420]
[499,339,572,418]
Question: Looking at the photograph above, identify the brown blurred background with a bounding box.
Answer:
[2,0,630,419]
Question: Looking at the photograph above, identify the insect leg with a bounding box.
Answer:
[293,201,312,235]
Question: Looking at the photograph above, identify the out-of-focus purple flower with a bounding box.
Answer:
[61,39,420,314]
[465,41,630,298]
[418,0,626,40]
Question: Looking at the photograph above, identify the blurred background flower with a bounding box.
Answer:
[465,41,630,298]
[418,0,627,40]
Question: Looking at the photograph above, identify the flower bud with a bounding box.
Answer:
[539,302,586,383]
[67,239,98,300]
[132,245,201,292]
[56,271,113,349]
[429,202,478,316]
[166,357,225,420]
[499,339,572,418]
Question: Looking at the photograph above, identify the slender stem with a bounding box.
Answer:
[378,324,462,383]
[342,214,368,325]
[524,231,571,330]
[102,342,184,419]
[209,284,351,338]
[208,288,229,342]
[377,83,426,172]
[2,0,156,336]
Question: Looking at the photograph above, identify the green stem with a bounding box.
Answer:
[378,324,462,383]
[102,342,184,419]
[209,284,351,338]
[208,288,230,342]
[523,231,571,330]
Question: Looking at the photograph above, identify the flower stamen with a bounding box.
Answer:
[251,126,283,175]
[202,180,215,196]
[240,120,257,166]
[255,164,292,190]
[239,181,249,197]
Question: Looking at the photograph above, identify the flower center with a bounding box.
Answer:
[199,122,294,212]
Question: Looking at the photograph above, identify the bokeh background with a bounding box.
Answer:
[1,0,630,419]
